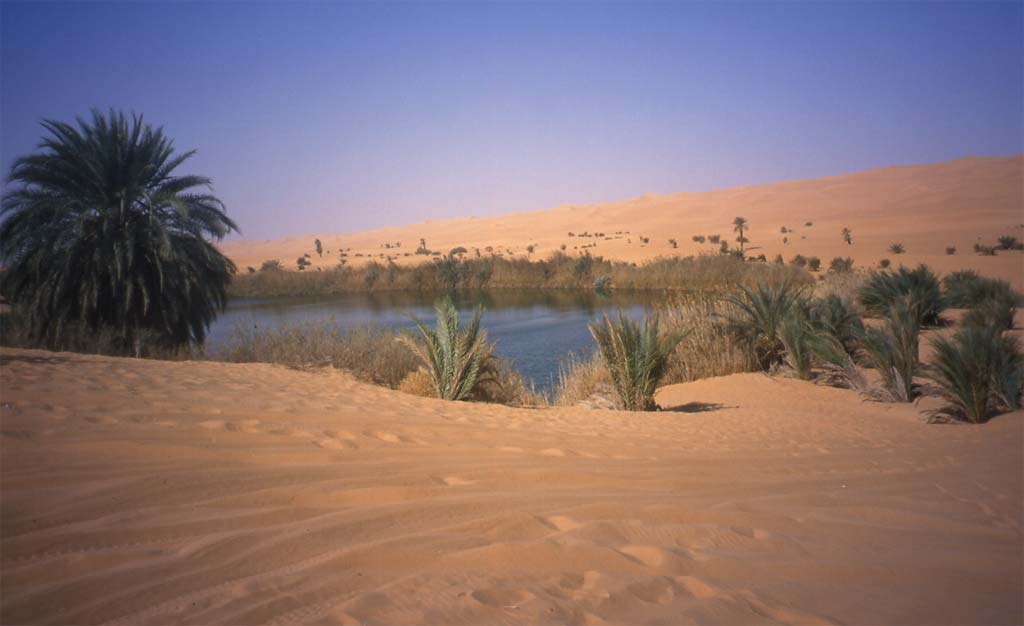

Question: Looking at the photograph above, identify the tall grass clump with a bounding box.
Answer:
[399,298,495,401]
[925,326,1023,423]
[722,279,808,370]
[858,264,945,326]
[589,313,685,410]
[861,296,921,402]
[552,352,617,408]
[660,292,754,383]
[220,320,419,387]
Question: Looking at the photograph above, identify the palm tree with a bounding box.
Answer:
[733,216,749,254]
[399,298,495,401]
[0,109,237,356]
[841,227,852,245]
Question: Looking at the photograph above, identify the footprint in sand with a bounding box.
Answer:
[84,416,118,424]
[618,545,668,567]
[471,588,534,608]
[545,515,581,532]
[432,475,474,486]
[314,438,357,450]
[673,575,719,599]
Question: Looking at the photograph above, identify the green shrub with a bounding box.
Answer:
[888,242,905,254]
[879,258,891,269]
[808,294,864,356]
[589,313,685,411]
[722,280,808,370]
[399,298,495,401]
[791,254,807,268]
[997,236,1019,250]
[861,296,921,402]
[943,271,1016,308]
[807,257,821,271]
[859,264,945,326]
[926,325,1023,422]
[828,257,854,273]
[963,298,1015,331]
[945,247,956,255]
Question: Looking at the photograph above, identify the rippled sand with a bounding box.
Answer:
[1,348,1021,624]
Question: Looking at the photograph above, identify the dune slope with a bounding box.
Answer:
[221,155,1024,288]
[1,348,1021,625]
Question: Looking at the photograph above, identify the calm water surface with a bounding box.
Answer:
[208,290,669,392]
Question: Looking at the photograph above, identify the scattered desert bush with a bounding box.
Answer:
[858,264,945,326]
[945,247,956,255]
[260,259,283,272]
[861,296,921,402]
[791,254,807,268]
[997,235,1021,250]
[879,258,891,269]
[692,235,705,244]
[974,243,998,256]
[708,234,721,244]
[399,298,494,401]
[722,279,809,370]
[829,257,854,273]
[806,257,821,272]
[219,320,418,388]
[589,312,685,410]
[888,242,905,254]
[925,325,1023,422]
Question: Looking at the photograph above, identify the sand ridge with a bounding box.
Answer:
[221,155,1024,289]
[1,348,1021,624]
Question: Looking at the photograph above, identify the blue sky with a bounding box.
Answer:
[2,1,1021,240]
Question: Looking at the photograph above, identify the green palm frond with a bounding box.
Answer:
[399,298,494,401]
[925,325,1023,422]
[722,279,808,370]
[589,313,685,411]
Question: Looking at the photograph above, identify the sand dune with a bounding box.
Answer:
[221,156,1024,289]
[1,348,1020,624]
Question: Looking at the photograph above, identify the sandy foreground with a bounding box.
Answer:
[1,348,1021,625]
[221,156,1024,290]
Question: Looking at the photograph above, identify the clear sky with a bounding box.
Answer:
[2,1,1021,240]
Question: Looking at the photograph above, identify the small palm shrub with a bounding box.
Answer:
[778,315,844,381]
[722,280,808,370]
[926,325,1023,422]
[807,257,821,272]
[399,298,495,401]
[858,264,945,326]
[945,247,956,255]
[888,242,906,254]
[861,296,921,402]
[879,258,891,269]
[963,298,1016,331]
[943,271,1016,308]
[589,313,685,411]
[808,294,864,357]
[791,254,807,268]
